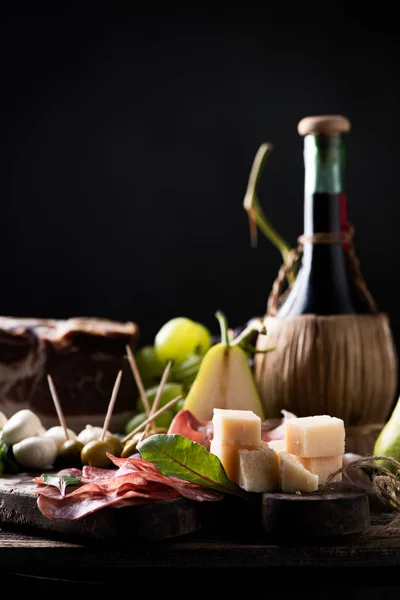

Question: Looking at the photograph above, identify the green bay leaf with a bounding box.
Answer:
[137,434,245,497]
[41,474,81,497]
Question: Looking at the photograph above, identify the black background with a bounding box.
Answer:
[1,6,400,354]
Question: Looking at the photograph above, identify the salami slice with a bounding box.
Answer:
[34,454,224,521]
[37,490,158,520]
[58,468,83,478]
[168,478,225,502]
[108,455,161,473]
[82,466,117,482]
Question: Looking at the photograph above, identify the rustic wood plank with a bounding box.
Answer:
[261,482,370,536]
[1,475,374,544]
[0,475,399,572]
[0,512,400,570]
[0,473,202,542]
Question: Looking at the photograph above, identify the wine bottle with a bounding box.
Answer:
[277,115,374,317]
[255,115,397,455]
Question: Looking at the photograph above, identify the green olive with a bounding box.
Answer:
[57,439,84,468]
[105,434,123,457]
[80,440,113,468]
[121,433,143,458]
[147,427,168,436]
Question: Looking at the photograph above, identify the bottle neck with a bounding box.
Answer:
[277,127,372,315]
[301,133,353,312]
[303,134,347,236]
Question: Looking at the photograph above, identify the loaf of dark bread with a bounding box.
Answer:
[0,316,140,433]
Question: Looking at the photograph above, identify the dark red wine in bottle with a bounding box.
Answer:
[277,115,373,317]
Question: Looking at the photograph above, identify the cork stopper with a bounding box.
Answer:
[298,115,351,137]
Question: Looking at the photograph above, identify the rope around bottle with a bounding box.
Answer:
[267,225,378,316]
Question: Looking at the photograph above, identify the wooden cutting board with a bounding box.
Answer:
[0,474,372,543]
[261,482,371,536]
[0,473,203,542]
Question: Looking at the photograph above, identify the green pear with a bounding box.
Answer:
[183,312,266,422]
[373,396,400,473]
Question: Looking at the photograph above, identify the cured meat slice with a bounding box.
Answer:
[109,455,163,473]
[58,468,83,478]
[34,454,223,520]
[261,410,297,441]
[167,410,214,450]
[166,409,297,447]
[37,490,169,520]
[103,469,223,501]
[167,478,226,502]
[82,466,118,482]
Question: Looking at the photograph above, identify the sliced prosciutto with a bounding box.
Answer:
[167,408,297,447]
[261,410,297,441]
[33,453,223,520]
[167,410,214,450]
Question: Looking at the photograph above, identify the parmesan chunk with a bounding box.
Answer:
[267,438,285,456]
[280,451,319,493]
[209,408,262,482]
[210,438,259,483]
[212,408,262,446]
[285,415,345,457]
[237,443,280,492]
[297,455,343,484]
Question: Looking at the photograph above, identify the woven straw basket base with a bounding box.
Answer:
[255,313,398,455]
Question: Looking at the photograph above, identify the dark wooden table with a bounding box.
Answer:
[1,473,399,596]
[1,512,400,596]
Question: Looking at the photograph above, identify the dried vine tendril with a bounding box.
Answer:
[243,143,293,283]
[321,455,400,513]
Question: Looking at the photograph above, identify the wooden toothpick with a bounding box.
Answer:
[122,393,182,443]
[125,345,151,416]
[47,374,70,441]
[101,370,123,441]
[140,360,172,442]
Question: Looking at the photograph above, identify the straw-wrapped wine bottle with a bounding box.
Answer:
[255,115,398,454]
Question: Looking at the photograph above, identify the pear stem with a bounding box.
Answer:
[215,311,230,346]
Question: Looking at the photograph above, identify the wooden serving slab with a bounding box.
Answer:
[0,474,372,543]
[261,482,371,536]
[200,482,371,539]
[0,473,203,542]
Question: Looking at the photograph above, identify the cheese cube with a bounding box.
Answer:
[212,409,262,447]
[285,415,345,457]
[297,455,343,484]
[280,451,319,493]
[267,439,285,455]
[237,443,280,493]
[210,438,258,483]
